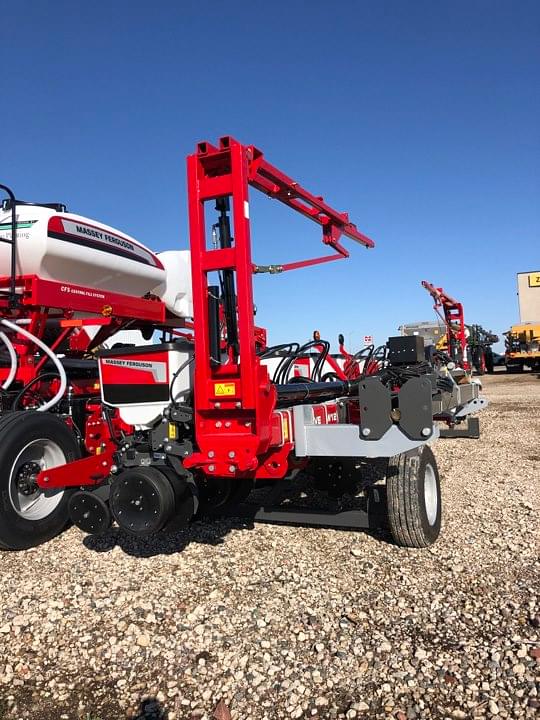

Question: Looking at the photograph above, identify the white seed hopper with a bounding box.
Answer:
[0,205,192,317]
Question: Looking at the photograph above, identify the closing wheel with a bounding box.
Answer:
[386,445,441,547]
[160,467,198,533]
[0,411,80,550]
[68,490,112,535]
[197,477,254,516]
[110,467,176,536]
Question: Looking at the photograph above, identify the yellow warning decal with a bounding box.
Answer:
[528,273,540,287]
[281,413,290,443]
[214,382,236,397]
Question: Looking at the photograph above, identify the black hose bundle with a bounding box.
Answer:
[11,372,61,411]
[265,340,331,384]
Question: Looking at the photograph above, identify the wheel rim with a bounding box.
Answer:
[424,463,438,526]
[9,439,66,520]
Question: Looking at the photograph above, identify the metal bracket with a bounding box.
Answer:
[398,376,434,440]
[292,404,439,458]
[440,417,480,439]
[455,396,489,419]
[253,264,284,274]
[358,377,392,440]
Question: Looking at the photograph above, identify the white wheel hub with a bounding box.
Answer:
[423,463,438,526]
[9,439,66,521]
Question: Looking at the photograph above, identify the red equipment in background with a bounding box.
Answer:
[421,280,470,370]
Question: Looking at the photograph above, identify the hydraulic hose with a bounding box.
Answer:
[0,330,17,390]
[0,318,67,412]
[0,184,17,304]
[275,379,353,407]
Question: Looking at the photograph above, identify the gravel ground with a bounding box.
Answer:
[0,372,538,720]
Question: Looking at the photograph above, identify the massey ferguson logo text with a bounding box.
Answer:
[75,224,135,253]
[103,359,167,383]
[60,219,158,266]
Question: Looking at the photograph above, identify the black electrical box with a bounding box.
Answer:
[387,335,425,364]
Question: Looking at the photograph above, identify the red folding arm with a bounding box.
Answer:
[247,144,374,257]
[422,280,469,370]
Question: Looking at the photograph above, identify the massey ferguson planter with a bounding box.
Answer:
[0,137,487,551]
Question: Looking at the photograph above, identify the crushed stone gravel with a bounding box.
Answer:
[0,372,538,719]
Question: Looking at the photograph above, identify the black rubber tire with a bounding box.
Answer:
[506,364,523,373]
[386,445,441,548]
[477,350,486,376]
[471,348,483,375]
[485,348,494,374]
[0,411,80,550]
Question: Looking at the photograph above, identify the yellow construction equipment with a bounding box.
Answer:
[504,322,540,372]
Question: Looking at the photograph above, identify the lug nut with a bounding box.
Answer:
[228,451,235,458]
[208,464,215,472]
[229,465,235,473]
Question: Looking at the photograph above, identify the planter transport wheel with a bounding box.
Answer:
[0,411,80,550]
[386,445,442,548]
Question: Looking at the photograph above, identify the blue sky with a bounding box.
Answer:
[2,1,539,351]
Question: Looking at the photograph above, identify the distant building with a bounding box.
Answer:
[517,271,540,322]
